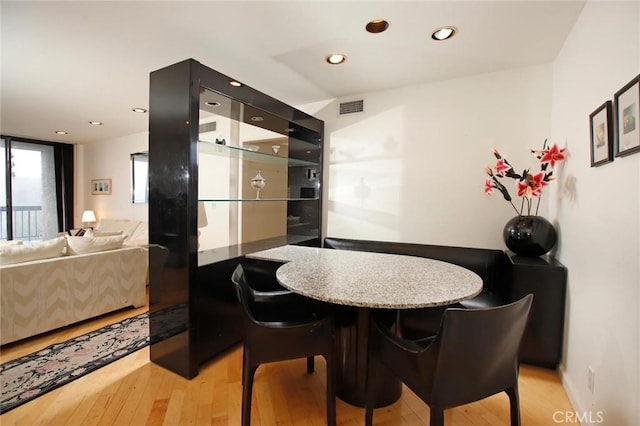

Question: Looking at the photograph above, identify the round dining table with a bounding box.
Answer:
[247,244,482,407]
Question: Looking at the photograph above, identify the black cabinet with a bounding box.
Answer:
[508,254,567,369]
[148,59,323,379]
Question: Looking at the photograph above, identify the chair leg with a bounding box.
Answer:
[429,407,445,426]
[242,358,257,426]
[365,396,374,426]
[307,356,315,373]
[505,386,521,426]
[241,347,247,385]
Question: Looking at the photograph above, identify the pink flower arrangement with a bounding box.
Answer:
[485,140,566,216]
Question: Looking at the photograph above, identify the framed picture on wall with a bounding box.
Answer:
[614,74,640,157]
[589,101,614,167]
[91,178,112,195]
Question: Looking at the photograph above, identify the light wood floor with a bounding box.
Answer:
[1,302,574,425]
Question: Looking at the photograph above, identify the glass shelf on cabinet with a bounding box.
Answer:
[198,140,320,167]
[198,197,319,203]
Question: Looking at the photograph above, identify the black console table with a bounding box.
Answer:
[508,254,567,369]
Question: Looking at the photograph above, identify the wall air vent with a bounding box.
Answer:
[199,121,217,133]
[339,99,364,115]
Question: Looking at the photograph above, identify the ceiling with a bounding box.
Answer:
[1,1,585,145]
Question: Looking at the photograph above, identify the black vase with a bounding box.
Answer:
[503,215,557,257]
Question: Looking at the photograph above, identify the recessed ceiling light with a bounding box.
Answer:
[431,26,457,41]
[205,101,221,107]
[89,121,103,126]
[251,116,264,122]
[326,54,347,65]
[366,19,389,34]
[55,130,68,135]
[132,108,148,113]
[229,80,242,87]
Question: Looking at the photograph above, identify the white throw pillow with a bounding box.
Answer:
[96,219,139,240]
[0,237,66,265]
[65,234,126,255]
[0,240,23,247]
[92,230,124,238]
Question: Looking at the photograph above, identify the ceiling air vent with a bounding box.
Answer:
[339,99,364,115]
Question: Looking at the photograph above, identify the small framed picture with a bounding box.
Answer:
[614,74,640,157]
[589,101,614,167]
[91,178,112,195]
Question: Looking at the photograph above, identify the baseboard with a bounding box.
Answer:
[559,365,587,418]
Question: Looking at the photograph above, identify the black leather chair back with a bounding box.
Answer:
[366,294,533,426]
[429,294,533,407]
[230,264,336,426]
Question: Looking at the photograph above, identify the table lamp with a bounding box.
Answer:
[81,210,97,228]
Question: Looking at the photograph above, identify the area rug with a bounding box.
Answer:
[0,304,186,414]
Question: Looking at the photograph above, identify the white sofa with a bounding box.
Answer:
[0,220,149,345]
[96,219,148,248]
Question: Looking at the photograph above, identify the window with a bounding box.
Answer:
[1,136,74,242]
[131,152,148,204]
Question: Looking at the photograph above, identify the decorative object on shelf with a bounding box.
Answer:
[305,168,318,180]
[484,140,566,256]
[250,170,266,199]
[589,101,614,167]
[614,74,640,157]
[287,215,301,226]
[91,179,112,195]
[245,145,260,152]
[503,215,557,257]
[271,145,280,155]
[197,202,208,249]
[215,136,226,145]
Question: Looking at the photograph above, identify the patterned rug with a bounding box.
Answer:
[0,304,186,414]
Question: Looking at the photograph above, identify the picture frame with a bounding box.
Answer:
[91,178,112,195]
[614,74,640,157]
[589,101,614,167]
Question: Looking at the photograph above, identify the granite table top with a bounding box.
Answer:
[247,245,482,309]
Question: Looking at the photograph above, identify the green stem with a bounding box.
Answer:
[509,200,520,215]
[535,196,542,216]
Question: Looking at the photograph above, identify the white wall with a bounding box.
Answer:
[550,2,640,424]
[313,64,552,249]
[77,131,148,225]
[307,3,640,421]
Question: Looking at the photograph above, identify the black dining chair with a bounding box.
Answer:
[240,260,330,372]
[365,294,533,426]
[231,264,336,426]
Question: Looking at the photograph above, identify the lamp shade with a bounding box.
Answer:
[197,202,208,228]
[81,210,97,223]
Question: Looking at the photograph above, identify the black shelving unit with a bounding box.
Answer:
[148,59,323,379]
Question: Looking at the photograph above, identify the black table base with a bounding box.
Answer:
[334,307,402,407]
